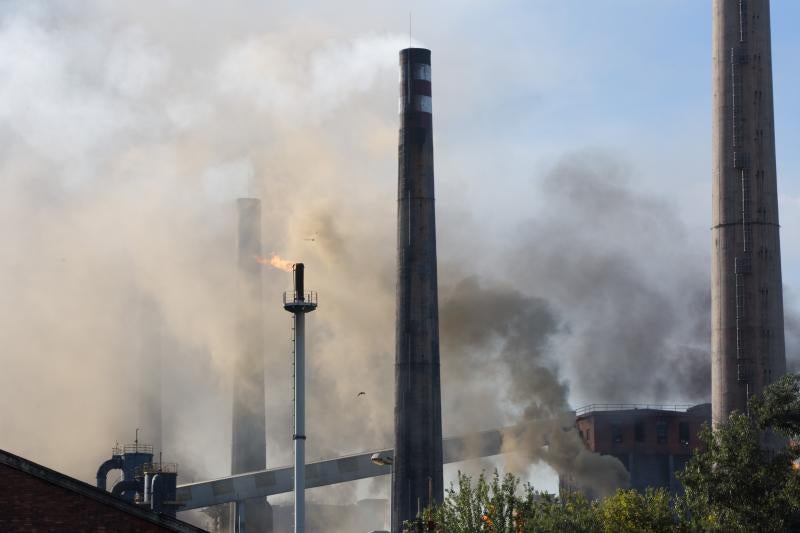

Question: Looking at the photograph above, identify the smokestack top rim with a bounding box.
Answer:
[236,197,261,205]
[400,47,431,64]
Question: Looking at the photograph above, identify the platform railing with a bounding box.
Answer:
[282,291,318,305]
[135,462,178,478]
[575,403,694,416]
[112,443,154,456]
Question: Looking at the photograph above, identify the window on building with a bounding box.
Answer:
[612,425,623,444]
[656,420,668,444]
[679,422,690,446]
[635,421,645,443]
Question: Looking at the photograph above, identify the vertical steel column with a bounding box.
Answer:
[294,310,306,533]
[283,264,317,533]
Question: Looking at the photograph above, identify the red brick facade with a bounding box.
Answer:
[0,451,205,533]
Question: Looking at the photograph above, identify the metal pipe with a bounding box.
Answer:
[143,472,152,504]
[237,500,247,531]
[295,263,305,301]
[111,480,139,499]
[151,474,162,513]
[294,310,306,533]
[96,456,123,491]
[283,262,317,533]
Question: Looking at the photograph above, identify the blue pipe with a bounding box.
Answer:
[95,456,123,491]
[111,479,140,500]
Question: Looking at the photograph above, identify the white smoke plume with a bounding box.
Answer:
[2,2,787,531]
[0,3,406,530]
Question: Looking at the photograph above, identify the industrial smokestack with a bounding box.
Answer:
[232,198,272,532]
[711,0,786,428]
[136,295,163,458]
[392,47,443,532]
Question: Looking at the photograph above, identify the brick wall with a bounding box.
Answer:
[0,463,173,532]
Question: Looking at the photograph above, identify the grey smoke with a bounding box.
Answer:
[436,153,716,494]
[508,153,712,406]
[0,2,781,529]
[440,277,629,496]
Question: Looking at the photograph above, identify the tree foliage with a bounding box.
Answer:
[677,415,790,530]
[599,488,675,533]
[751,373,800,437]
[406,374,800,532]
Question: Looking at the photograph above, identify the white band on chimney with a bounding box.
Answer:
[415,95,432,113]
[413,64,431,81]
[398,95,432,114]
[400,63,432,82]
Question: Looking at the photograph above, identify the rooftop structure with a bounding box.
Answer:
[561,403,711,496]
[2,448,203,532]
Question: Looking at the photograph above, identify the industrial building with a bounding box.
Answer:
[560,404,711,497]
[0,447,204,533]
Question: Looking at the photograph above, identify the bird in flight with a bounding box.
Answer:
[356,391,366,398]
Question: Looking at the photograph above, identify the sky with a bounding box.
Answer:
[0,1,799,529]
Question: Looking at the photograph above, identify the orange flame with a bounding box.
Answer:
[255,253,294,272]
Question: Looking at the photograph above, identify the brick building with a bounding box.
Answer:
[0,448,206,532]
[560,403,711,496]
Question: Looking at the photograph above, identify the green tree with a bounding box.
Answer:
[409,374,800,532]
[405,471,601,533]
[405,471,525,533]
[677,382,800,531]
[751,373,800,437]
[525,491,601,533]
[599,488,675,533]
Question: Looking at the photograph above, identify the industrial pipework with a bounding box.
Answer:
[141,461,179,517]
[96,441,153,502]
[283,263,317,533]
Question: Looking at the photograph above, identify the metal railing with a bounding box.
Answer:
[112,443,154,456]
[282,291,318,305]
[575,404,694,416]
[135,462,178,477]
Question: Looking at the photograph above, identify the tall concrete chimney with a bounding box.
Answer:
[392,47,443,532]
[136,295,162,457]
[712,0,786,427]
[231,198,272,532]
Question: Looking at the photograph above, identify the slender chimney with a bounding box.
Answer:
[712,0,786,428]
[232,198,272,531]
[283,263,318,533]
[392,47,443,532]
[136,295,162,458]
